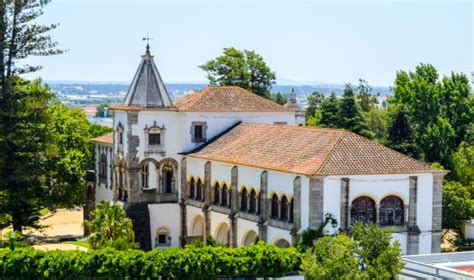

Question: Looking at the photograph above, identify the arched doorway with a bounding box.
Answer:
[242,230,258,246]
[190,215,204,237]
[274,239,290,248]
[159,159,178,194]
[215,223,230,245]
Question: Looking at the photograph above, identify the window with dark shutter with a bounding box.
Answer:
[194,125,203,142]
[149,133,161,145]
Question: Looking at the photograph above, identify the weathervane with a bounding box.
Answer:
[143,32,153,54]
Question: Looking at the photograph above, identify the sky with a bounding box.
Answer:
[23,0,473,87]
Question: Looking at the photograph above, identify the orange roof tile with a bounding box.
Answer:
[173,86,290,112]
[186,123,444,176]
[93,132,113,145]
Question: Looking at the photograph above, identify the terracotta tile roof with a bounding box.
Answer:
[173,86,290,112]
[186,123,444,176]
[92,132,113,145]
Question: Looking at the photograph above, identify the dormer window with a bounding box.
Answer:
[194,126,203,141]
[191,122,207,143]
[145,121,165,155]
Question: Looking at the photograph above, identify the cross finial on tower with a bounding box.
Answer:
[142,32,153,55]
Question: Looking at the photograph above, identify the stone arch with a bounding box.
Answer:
[249,189,257,214]
[241,230,258,247]
[351,196,376,224]
[138,158,159,189]
[270,193,279,219]
[379,195,405,226]
[190,215,204,237]
[215,223,230,245]
[240,187,248,211]
[158,158,178,194]
[214,182,221,205]
[274,238,290,248]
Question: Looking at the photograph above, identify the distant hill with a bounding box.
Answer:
[47,81,392,108]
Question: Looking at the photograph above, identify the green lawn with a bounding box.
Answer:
[64,240,90,249]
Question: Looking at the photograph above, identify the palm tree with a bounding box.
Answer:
[84,201,136,250]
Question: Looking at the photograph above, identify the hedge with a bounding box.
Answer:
[0,242,302,279]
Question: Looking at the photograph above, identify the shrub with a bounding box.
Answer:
[0,242,301,279]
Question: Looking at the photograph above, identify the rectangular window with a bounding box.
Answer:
[194,125,203,142]
[158,234,167,244]
[149,133,161,145]
[118,132,123,144]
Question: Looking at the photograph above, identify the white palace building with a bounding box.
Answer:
[89,45,446,254]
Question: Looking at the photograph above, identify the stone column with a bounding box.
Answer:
[258,171,268,242]
[291,176,301,245]
[179,158,187,247]
[432,173,444,253]
[340,178,350,230]
[407,176,420,255]
[230,166,239,247]
[204,162,212,204]
[203,162,212,244]
[309,176,325,229]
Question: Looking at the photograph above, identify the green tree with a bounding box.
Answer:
[84,201,138,250]
[0,1,63,231]
[386,107,417,157]
[420,117,456,168]
[0,78,56,231]
[338,84,372,138]
[47,101,91,209]
[451,142,474,187]
[365,107,387,140]
[390,63,473,169]
[271,92,287,105]
[95,101,111,118]
[316,93,340,128]
[199,47,276,97]
[302,234,361,280]
[442,181,473,231]
[356,78,376,112]
[350,222,403,279]
[306,91,325,119]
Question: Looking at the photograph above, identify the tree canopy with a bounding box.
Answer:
[199,47,276,97]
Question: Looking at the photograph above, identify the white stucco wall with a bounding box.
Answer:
[268,226,292,246]
[183,111,296,151]
[237,218,259,246]
[94,143,114,204]
[148,203,180,248]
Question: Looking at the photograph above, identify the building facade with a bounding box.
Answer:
[91,46,445,254]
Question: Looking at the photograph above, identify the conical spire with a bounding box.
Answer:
[123,45,172,107]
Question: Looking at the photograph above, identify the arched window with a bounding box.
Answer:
[140,164,149,189]
[99,153,107,178]
[271,194,279,219]
[222,184,229,207]
[241,188,248,212]
[190,178,195,199]
[289,197,294,223]
[350,196,376,224]
[214,183,221,205]
[249,189,257,214]
[379,196,404,226]
[257,192,262,215]
[196,179,203,201]
[160,160,176,193]
[281,196,289,221]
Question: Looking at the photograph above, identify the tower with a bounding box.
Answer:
[284,88,306,126]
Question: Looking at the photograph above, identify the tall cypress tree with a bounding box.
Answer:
[338,84,372,138]
[386,107,417,157]
[317,93,340,128]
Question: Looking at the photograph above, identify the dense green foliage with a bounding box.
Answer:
[199,47,276,97]
[302,223,403,280]
[0,243,301,279]
[271,91,287,105]
[84,201,137,250]
[442,181,474,231]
